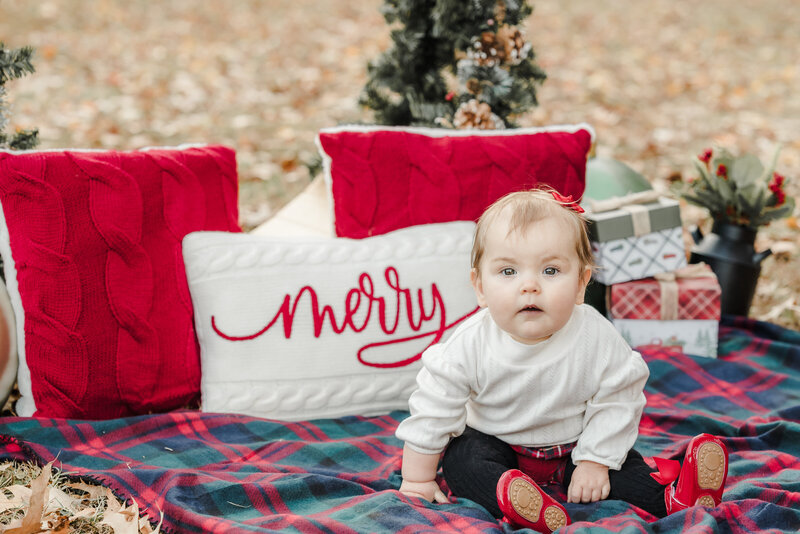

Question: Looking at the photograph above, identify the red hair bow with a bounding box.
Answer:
[550,191,585,214]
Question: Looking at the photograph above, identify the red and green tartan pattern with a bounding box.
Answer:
[608,275,721,320]
[1,316,799,533]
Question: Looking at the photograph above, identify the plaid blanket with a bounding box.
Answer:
[2,315,799,533]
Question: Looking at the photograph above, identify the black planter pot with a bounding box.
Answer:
[689,220,771,317]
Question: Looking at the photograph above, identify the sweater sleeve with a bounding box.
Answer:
[572,337,650,470]
[395,342,472,455]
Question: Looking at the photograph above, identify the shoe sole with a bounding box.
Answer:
[509,478,567,532]
[696,441,725,491]
[544,505,568,531]
[509,477,543,522]
[696,494,716,507]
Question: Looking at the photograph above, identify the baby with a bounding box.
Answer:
[395,188,728,532]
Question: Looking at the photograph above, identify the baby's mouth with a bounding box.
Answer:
[518,305,542,314]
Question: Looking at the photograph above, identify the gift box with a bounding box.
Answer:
[586,193,687,284]
[612,319,719,358]
[607,263,722,358]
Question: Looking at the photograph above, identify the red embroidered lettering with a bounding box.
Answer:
[210,267,477,368]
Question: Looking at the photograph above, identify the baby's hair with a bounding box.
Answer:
[471,187,595,276]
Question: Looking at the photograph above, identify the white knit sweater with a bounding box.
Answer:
[395,304,649,470]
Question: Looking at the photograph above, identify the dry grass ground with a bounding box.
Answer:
[2,0,798,328]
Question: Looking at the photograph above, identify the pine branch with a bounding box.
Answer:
[0,43,39,150]
[9,128,39,150]
[0,43,36,85]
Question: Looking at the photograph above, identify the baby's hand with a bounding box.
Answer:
[399,479,449,503]
[567,460,611,503]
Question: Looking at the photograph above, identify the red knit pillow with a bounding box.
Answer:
[316,124,594,238]
[0,146,241,419]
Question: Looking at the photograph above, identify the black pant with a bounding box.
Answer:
[441,427,668,518]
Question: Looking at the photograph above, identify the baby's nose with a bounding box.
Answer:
[520,275,540,293]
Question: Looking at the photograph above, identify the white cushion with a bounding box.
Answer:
[0,277,17,409]
[182,221,478,421]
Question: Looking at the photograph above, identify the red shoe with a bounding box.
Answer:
[496,469,570,533]
[651,434,728,514]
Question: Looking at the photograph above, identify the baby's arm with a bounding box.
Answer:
[395,342,471,504]
[398,443,449,503]
[567,460,611,503]
[571,335,650,500]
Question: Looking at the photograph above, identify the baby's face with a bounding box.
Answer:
[471,213,590,345]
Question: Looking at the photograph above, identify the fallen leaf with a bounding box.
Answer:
[5,462,51,534]
[757,296,795,323]
[139,510,164,534]
[66,508,97,520]
[65,480,118,503]
[0,484,31,507]
[45,486,77,516]
[772,240,798,259]
[100,499,141,534]
[48,513,70,533]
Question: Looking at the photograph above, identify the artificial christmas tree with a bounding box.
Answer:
[360,0,546,129]
[0,42,38,150]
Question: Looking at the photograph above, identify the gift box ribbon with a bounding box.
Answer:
[623,204,651,236]
[588,190,661,237]
[653,263,717,320]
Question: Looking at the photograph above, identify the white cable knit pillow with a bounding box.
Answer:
[182,221,478,421]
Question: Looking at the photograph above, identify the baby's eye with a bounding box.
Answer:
[543,266,559,276]
[500,267,516,276]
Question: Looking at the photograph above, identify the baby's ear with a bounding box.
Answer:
[576,266,592,305]
[470,268,487,307]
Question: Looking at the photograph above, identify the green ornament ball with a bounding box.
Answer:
[583,157,652,201]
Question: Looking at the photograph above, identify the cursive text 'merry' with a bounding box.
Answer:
[210,266,478,368]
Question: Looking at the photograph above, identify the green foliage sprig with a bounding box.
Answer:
[678,146,795,229]
[0,42,39,150]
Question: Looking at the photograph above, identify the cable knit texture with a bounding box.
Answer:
[182,222,479,421]
[317,125,594,239]
[396,304,649,470]
[0,146,240,419]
